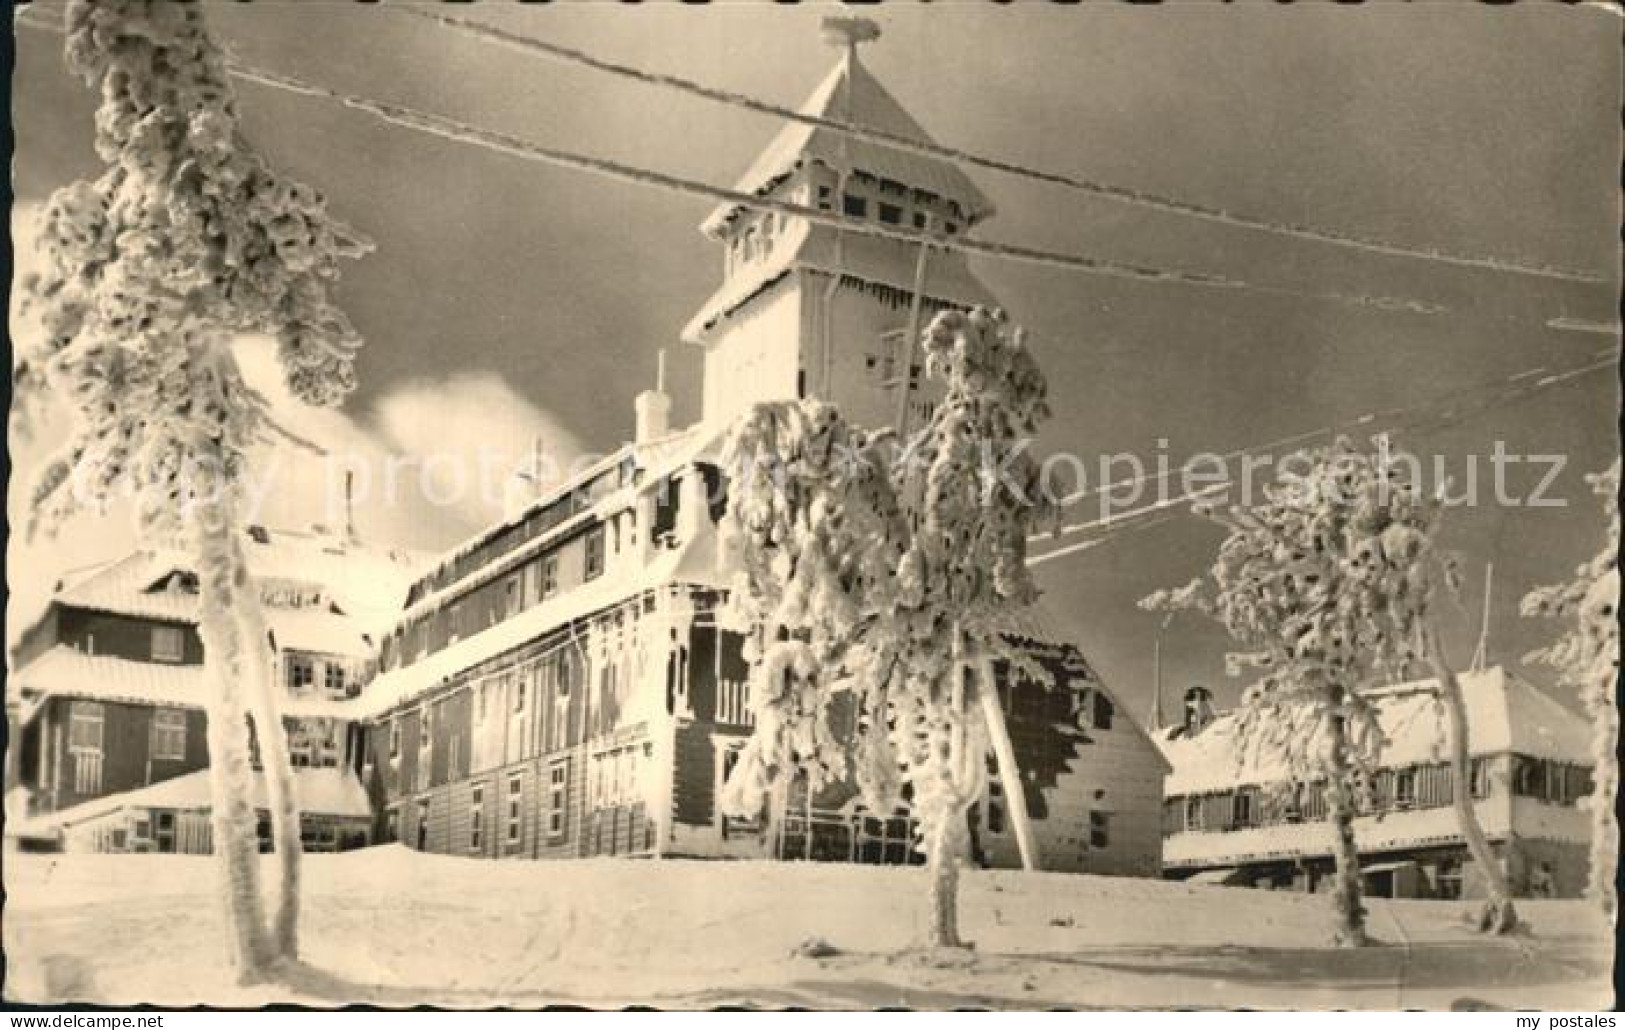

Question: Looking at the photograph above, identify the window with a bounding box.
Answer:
[584,527,606,580]
[842,194,867,218]
[1092,691,1114,731]
[389,719,402,760]
[324,662,347,697]
[1089,810,1110,849]
[944,222,959,235]
[548,760,569,838]
[504,575,521,618]
[1231,790,1254,829]
[470,782,485,851]
[1469,757,1492,799]
[1394,767,1417,809]
[912,211,928,229]
[877,202,903,225]
[1283,782,1305,823]
[1436,856,1463,900]
[287,655,315,692]
[150,709,186,761]
[69,702,105,752]
[151,625,185,663]
[1183,796,1204,831]
[384,805,400,844]
[541,555,560,600]
[507,774,524,845]
[1513,756,1549,799]
[985,766,1006,834]
[816,184,832,210]
[513,676,527,714]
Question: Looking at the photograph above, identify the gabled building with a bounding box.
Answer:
[9,527,419,854]
[352,23,1170,877]
[1156,670,1595,899]
[684,22,997,434]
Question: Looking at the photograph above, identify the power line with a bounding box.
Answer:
[1024,350,1617,558]
[405,7,1611,289]
[12,9,1464,319]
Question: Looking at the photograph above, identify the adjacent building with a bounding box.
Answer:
[9,527,418,854]
[1156,670,1595,898]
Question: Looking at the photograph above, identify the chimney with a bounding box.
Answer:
[635,350,673,443]
[1183,685,1216,735]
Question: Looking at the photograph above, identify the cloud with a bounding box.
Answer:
[234,338,586,553]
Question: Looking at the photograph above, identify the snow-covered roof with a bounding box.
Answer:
[1157,667,1591,797]
[263,605,374,660]
[1163,796,1590,870]
[682,216,997,343]
[48,526,421,653]
[13,646,358,722]
[356,523,728,721]
[12,767,371,837]
[700,52,995,239]
[399,425,719,622]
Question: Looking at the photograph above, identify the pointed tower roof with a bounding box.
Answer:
[699,40,996,238]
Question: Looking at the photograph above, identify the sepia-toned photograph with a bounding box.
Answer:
[4,0,1620,1013]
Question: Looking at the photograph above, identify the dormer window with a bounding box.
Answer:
[878,202,903,225]
[944,222,959,235]
[843,194,867,219]
[912,211,928,230]
[817,185,832,210]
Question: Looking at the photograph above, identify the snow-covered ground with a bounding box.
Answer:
[3,848,1612,1010]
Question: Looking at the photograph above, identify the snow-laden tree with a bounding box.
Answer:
[1523,460,1620,917]
[1143,438,1517,944]
[719,308,1052,949]
[716,400,909,835]
[17,0,371,981]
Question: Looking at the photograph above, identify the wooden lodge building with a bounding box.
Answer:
[347,26,1171,877]
[1155,672,1595,899]
[4,23,1172,876]
[8,528,418,854]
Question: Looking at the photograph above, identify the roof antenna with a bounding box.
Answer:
[1469,561,1494,671]
[343,470,358,544]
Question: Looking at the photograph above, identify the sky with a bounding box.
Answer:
[9,2,1622,720]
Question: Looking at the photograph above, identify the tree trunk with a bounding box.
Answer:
[234,560,303,961]
[978,658,1038,871]
[924,801,967,949]
[1426,626,1518,933]
[195,507,275,983]
[1324,699,1370,948]
[1583,672,1618,918]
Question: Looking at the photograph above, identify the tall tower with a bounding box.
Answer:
[682,18,999,431]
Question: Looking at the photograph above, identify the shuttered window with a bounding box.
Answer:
[151,709,187,761]
[151,625,184,663]
[68,702,104,752]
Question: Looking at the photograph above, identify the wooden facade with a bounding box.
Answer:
[22,696,210,813]
[367,467,1171,877]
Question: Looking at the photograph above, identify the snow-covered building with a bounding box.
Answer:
[684,18,997,435]
[351,23,1169,877]
[1155,670,1595,899]
[8,527,419,854]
